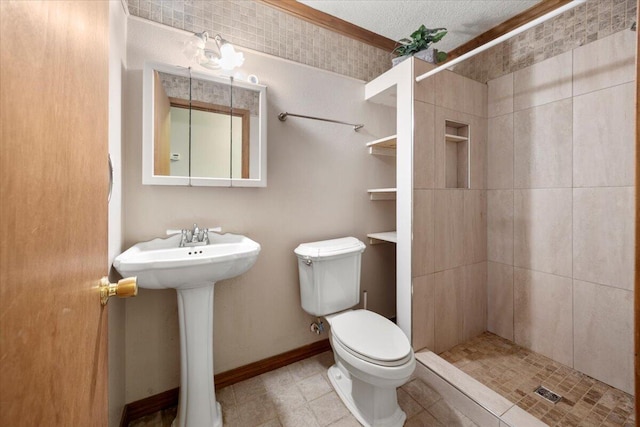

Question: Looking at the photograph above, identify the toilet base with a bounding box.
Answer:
[327,364,407,427]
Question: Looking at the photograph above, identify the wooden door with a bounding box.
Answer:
[0,1,109,426]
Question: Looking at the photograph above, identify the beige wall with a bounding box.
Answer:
[411,59,489,354]
[122,18,396,402]
[486,29,636,394]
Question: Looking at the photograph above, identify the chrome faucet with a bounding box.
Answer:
[179,224,210,247]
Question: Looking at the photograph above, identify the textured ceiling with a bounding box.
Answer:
[297,0,541,52]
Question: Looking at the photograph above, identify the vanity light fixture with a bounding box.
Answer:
[183,31,245,71]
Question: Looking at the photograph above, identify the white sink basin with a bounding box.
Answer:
[113,231,261,427]
[113,232,261,289]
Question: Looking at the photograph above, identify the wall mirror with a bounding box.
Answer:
[142,62,267,187]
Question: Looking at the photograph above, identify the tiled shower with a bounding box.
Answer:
[485,28,635,396]
[410,8,636,426]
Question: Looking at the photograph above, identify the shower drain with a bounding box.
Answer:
[534,385,562,403]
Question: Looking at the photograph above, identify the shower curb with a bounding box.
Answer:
[414,350,549,427]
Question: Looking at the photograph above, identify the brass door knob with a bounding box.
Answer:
[100,276,137,306]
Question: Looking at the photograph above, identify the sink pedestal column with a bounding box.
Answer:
[173,283,221,427]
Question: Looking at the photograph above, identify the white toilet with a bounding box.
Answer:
[294,237,415,427]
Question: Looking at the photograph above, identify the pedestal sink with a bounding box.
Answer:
[113,232,261,427]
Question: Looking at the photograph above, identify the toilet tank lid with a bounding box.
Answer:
[294,237,365,259]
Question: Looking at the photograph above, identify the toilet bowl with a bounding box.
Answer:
[294,237,415,427]
[325,309,415,427]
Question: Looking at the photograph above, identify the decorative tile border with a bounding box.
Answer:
[127,0,635,84]
[126,0,392,82]
[454,0,637,83]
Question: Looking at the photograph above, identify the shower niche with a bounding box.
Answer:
[444,120,470,189]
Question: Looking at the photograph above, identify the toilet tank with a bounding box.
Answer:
[294,237,366,317]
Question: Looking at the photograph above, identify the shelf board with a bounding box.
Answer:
[366,135,397,148]
[445,133,468,142]
[367,188,396,200]
[366,135,397,156]
[367,231,397,245]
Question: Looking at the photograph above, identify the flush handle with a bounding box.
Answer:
[100,276,137,306]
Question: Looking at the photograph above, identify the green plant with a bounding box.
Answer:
[393,25,448,62]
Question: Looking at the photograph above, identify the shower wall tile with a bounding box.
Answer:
[513,98,573,189]
[573,280,634,394]
[487,73,513,118]
[414,101,436,190]
[415,60,489,357]
[469,116,487,190]
[414,59,436,104]
[513,189,572,277]
[462,262,487,341]
[573,28,637,96]
[463,190,487,265]
[412,274,435,351]
[513,268,573,367]
[435,71,488,117]
[434,267,464,353]
[573,82,635,187]
[573,187,635,291]
[513,51,572,111]
[433,190,464,272]
[435,71,467,114]
[487,114,513,190]
[487,262,514,341]
[412,190,435,277]
[487,190,514,265]
[465,79,488,119]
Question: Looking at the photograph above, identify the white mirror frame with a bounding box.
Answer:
[142,61,267,187]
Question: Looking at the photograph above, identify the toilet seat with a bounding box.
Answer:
[330,310,412,367]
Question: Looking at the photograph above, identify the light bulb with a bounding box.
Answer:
[218,43,244,71]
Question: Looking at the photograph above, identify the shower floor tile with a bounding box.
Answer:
[440,332,635,427]
[129,351,478,427]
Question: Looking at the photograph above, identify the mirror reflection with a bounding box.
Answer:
[144,62,266,187]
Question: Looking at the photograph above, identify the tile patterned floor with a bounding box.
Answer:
[129,351,478,427]
[440,332,636,427]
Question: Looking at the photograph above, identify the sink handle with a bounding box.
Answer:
[168,227,222,235]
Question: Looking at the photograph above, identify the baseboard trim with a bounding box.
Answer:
[120,339,331,426]
[119,387,179,427]
[214,338,331,389]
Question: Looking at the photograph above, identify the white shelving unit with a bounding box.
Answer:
[365,133,397,236]
[364,58,413,339]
